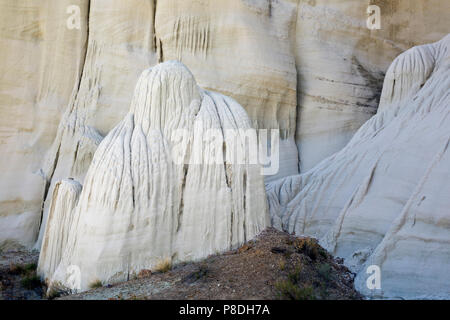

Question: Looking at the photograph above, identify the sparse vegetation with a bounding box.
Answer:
[8,261,43,290]
[182,263,209,284]
[276,264,316,300]
[46,288,62,300]
[21,273,42,289]
[154,258,172,273]
[89,279,103,289]
[1,228,361,300]
[287,266,303,283]
[318,263,332,282]
[23,263,37,272]
[278,259,286,271]
[0,251,46,299]
[294,238,327,261]
[9,262,37,275]
[194,265,208,279]
[192,264,208,280]
[9,263,25,275]
[275,280,316,300]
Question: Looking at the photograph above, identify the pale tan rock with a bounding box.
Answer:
[155,0,298,134]
[38,179,82,281]
[0,0,449,299]
[294,0,450,172]
[0,0,89,248]
[34,0,158,249]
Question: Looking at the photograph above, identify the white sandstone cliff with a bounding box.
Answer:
[38,61,269,292]
[2,1,449,250]
[266,35,450,299]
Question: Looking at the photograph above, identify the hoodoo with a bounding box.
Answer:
[38,61,269,293]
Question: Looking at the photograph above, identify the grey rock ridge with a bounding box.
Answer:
[267,35,450,299]
[0,0,449,299]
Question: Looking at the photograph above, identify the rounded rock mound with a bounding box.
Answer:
[38,61,269,293]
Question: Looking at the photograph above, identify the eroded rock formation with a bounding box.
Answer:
[1,1,449,250]
[0,0,449,299]
[38,61,269,292]
[267,35,450,299]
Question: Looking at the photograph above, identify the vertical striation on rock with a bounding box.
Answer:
[1,1,449,249]
[39,61,269,292]
[38,179,82,281]
[294,0,450,172]
[34,0,159,249]
[0,0,89,249]
[155,0,300,182]
[0,0,449,299]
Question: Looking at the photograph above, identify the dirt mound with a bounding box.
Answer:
[61,228,362,300]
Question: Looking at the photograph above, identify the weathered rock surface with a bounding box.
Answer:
[267,35,450,299]
[0,0,449,299]
[38,179,82,279]
[38,61,269,292]
[34,0,157,250]
[1,1,449,250]
[0,0,89,250]
[294,0,450,172]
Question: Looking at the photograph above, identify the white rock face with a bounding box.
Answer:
[1,0,449,250]
[38,61,269,292]
[0,0,89,250]
[38,179,82,280]
[267,35,450,299]
[34,0,158,250]
[294,0,450,172]
[0,0,449,299]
